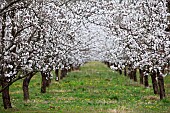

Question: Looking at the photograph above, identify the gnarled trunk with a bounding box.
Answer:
[23,72,34,101]
[150,70,159,94]
[1,77,12,109]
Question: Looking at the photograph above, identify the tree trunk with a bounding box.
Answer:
[119,69,122,75]
[1,11,12,109]
[133,68,137,82]
[105,61,110,67]
[129,70,133,80]
[46,79,51,87]
[71,66,74,71]
[46,72,51,87]
[74,65,80,71]
[139,69,144,84]
[127,70,131,78]
[41,72,47,93]
[55,69,59,81]
[157,71,166,100]
[144,75,149,88]
[23,72,34,101]
[68,64,72,72]
[124,66,127,76]
[150,70,159,94]
[60,68,67,80]
[1,78,12,109]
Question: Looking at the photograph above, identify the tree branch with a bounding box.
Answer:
[0,71,36,93]
[0,0,22,14]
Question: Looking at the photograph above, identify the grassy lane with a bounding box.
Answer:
[0,61,170,113]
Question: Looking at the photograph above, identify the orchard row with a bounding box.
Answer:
[0,0,169,109]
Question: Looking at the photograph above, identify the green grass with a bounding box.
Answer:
[0,61,170,113]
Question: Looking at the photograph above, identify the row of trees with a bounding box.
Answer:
[0,0,169,109]
[103,0,169,100]
[0,0,95,109]
[70,0,169,100]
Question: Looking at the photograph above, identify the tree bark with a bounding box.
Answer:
[68,64,72,72]
[104,61,110,67]
[1,78,12,109]
[144,75,149,88]
[0,8,12,110]
[167,0,170,14]
[46,72,51,87]
[118,69,122,75]
[129,70,133,80]
[124,66,127,76]
[127,64,133,79]
[60,68,67,80]
[139,69,144,84]
[157,71,166,100]
[150,69,159,94]
[41,72,47,93]
[133,68,137,82]
[23,72,34,101]
[55,69,59,81]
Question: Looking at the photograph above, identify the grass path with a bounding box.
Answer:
[0,61,170,113]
